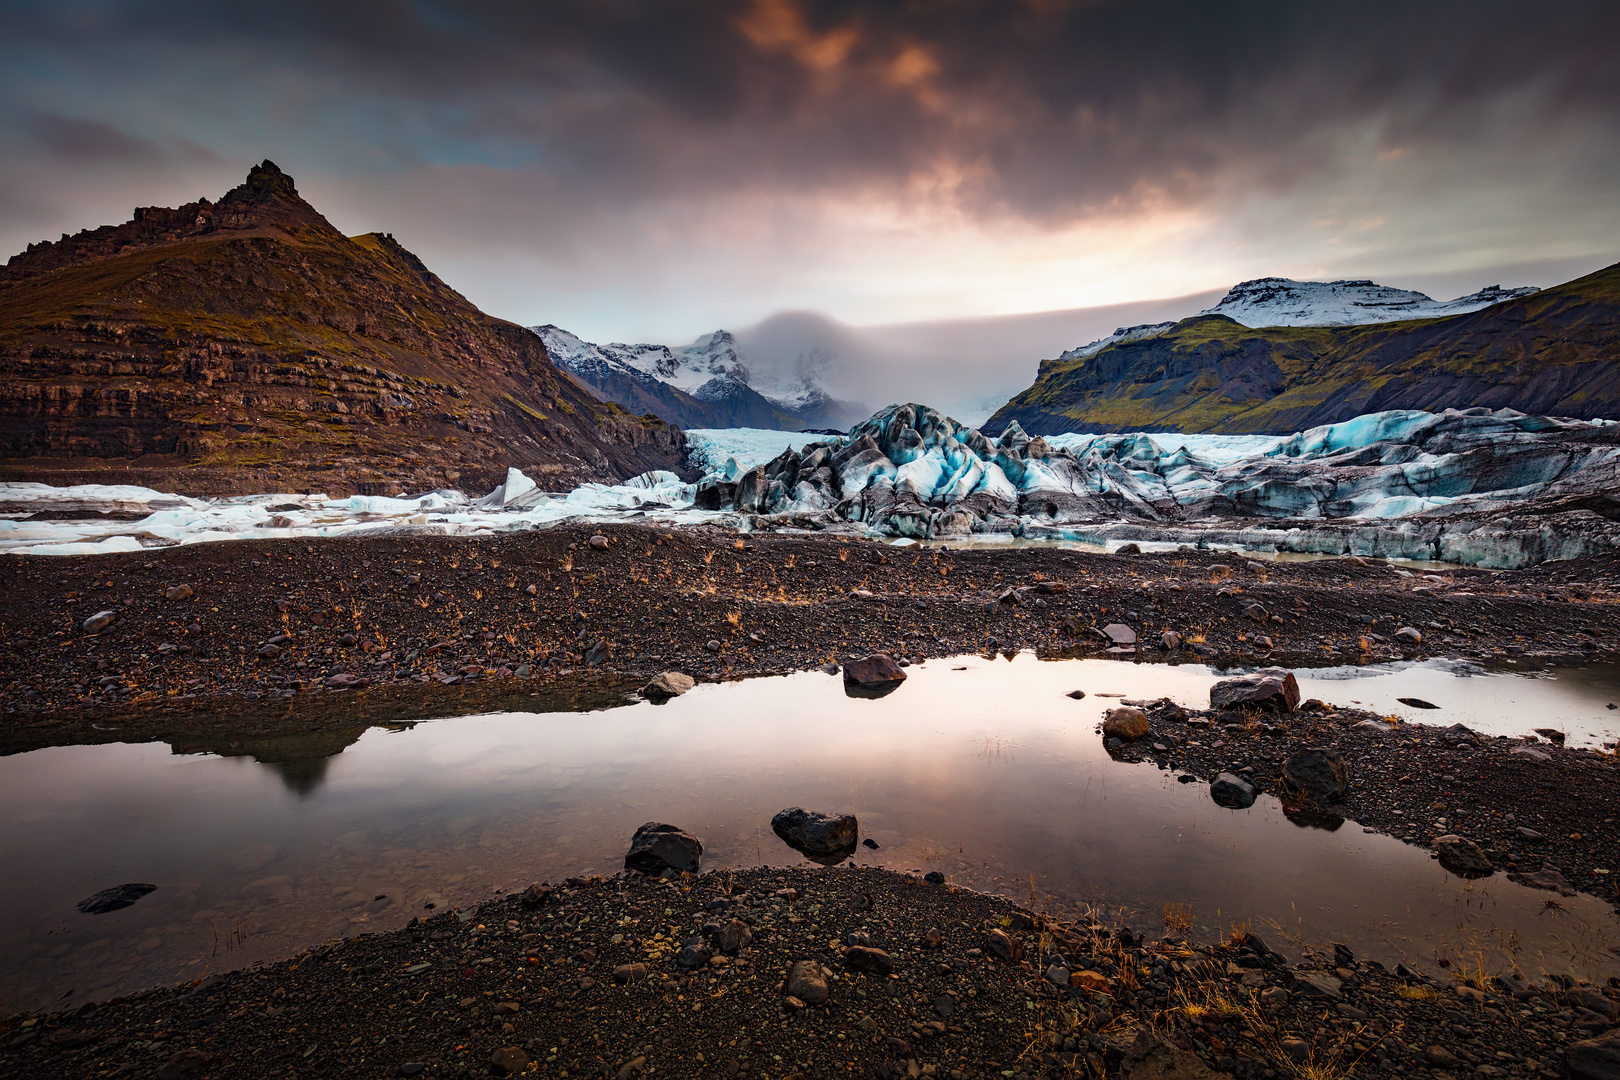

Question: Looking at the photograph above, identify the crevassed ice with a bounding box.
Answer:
[4,405,1618,569]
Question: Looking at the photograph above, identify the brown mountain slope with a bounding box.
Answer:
[0,162,683,496]
[986,261,1620,436]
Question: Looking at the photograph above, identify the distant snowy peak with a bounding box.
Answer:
[1060,322,1178,362]
[1201,278,1540,328]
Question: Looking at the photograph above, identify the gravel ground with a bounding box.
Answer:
[6,529,1620,1077]
[2,524,1618,748]
[4,864,1616,1080]
[1104,698,1620,914]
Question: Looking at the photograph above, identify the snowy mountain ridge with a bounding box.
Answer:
[531,323,867,430]
[533,325,754,406]
[1199,278,1540,328]
[1051,276,1540,362]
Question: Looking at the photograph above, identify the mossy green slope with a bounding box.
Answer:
[987,262,1620,436]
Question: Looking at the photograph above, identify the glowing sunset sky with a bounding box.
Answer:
[2,0,1616,345]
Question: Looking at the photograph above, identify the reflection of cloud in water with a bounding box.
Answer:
[4,653,1620,1015]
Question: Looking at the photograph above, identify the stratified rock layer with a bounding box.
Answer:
[0,162,683,496]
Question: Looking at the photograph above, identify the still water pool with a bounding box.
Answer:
[2,654,1617,1012]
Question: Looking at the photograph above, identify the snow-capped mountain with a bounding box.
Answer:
[532,324,864,431]
[1058,322,1179,362]
[1050,277,1541,362]
[1199,278,1540,328]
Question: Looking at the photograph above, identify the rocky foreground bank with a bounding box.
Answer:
[3,524,1619,740]
[8,864,1620,1080]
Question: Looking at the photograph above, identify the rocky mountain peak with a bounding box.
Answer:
[2,160,338,282]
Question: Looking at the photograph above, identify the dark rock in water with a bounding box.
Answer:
[1398,696,1440,709]
[77,883,157,914]
[624,822,702,873]
[1535,727,1567,744]
[1209,773,1258,809]
[1282,806,1345,831]
[1281,748,1348,803]
[1434,835,1494,877]
[862,837,880,849]
[1114,543,1141,555]
[1564,1027,1620,1080]
[923,871,945,885]
[1210,667,1300,712]
[772,808,858,864]
[842,654,907,698]
[642,671,695,700]
[1066,689,1086,700]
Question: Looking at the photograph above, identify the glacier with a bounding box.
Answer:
[688,404,1620,570]
[4,406,1618,570]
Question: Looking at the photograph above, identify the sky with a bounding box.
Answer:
[2,0,1617,389]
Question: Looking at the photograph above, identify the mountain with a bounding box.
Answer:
[532,320,867,431]
[0,162,683,496]
[532,326,804,430]
[985,262,1620,436]
[1199,278,1540,328]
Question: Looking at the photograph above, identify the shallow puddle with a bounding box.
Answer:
[2,654,1618,1012]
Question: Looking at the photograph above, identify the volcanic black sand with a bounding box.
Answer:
[4,526,1620,1076]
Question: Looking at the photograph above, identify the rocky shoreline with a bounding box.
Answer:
[3,524,1617,742]
[8,862,1620,1080]
[1099,682,1620,917]
[6,528,1620,1076]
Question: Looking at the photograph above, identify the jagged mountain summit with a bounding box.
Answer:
[987,261,1620,437]
[0,162,683,496]
[532,322,866,431]
[533,325,800,430]
[1200,278,1540,328]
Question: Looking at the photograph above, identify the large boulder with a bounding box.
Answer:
[1434,835,1494,877]
[785,960,830,1005]
[624,822,702,874]
[1281,748,1348,803]
[642,671,695,700]
[1209,667,1300,713]
[843,654,907,698]
[1209,773,1257,809]
[772,807,859,862]
[1102,707,1151,742]
[1566,1029,1620,1080]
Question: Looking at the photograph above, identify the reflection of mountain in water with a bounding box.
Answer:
[172,727,370,797]
[155,675,645,796]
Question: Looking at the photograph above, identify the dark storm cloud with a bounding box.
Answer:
[4,0,1617,224]
[24,113,167,164]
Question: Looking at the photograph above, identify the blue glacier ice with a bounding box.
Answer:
[3,406,1617,570]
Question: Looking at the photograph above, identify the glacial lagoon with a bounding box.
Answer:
[2,655,1618,1012]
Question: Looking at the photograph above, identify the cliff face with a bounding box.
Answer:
[0,162,684,496]
[986,262,1620,436]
